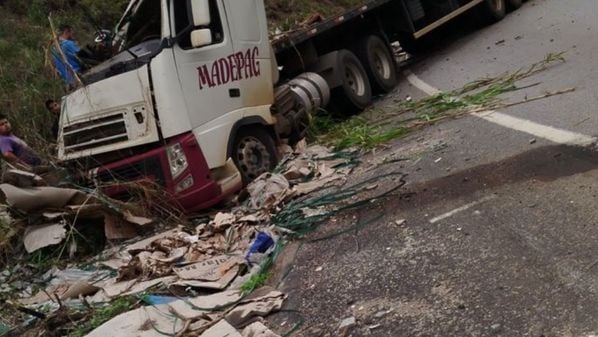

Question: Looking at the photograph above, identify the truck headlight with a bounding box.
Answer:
[166,143,188,179]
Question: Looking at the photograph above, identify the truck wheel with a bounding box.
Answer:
[232,127,277,184]
[353,35,398,94]
[331,49,372,115]
[479,0,506,23]
[507,0,522,10]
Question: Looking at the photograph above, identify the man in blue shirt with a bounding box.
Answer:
[51,24,83,86]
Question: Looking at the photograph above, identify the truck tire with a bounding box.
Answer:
[231,127,277,184]
[479,0,506,23]
[507,0,522,10]
[330,49,372,115]
[353,35,398,94]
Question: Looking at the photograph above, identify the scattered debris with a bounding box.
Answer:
[338,316,357,336]
[490,323,503,333]
[0,181,155,255]
[5,144,384,337]
[247,173,290,209]
[23,223,67,253]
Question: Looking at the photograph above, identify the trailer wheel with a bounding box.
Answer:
[231,127,277,184]
[507,0,522,10]
[353,35,398,94]
[479,0,506,23]
[331,49,372,115]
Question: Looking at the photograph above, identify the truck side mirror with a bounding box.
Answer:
[191,29,213,48]
[173,0,213,48]
[189,0,211,26]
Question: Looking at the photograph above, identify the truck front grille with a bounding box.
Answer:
[63,113,129,152]
[95,156,165,187]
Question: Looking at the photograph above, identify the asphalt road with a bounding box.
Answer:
[268,1,598,336]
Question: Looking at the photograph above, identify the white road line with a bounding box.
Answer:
[429,195,496,224]
[403,70,597,147]
[404,70,442,95]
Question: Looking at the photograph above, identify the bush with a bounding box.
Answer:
[0,1,128,155]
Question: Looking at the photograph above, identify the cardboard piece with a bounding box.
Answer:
[84,305,185,337]
[242,322,281,337]
[168,290,243,322]
[226,287,286,328]
[126,229,180,253]
[198,320,242,337]
[124,211,154,226]
[173,254,242,281]
[2,169,44,188]
[101,276,177,299]
[0,184,82,212]
[64,204,105,218]
[174,265,240,290]
[19,281,99,305]
[246,174,289,210]
[152,246,187,263]
[60,281,100,300]
[213,212,235,229]
[100,257,131,271]
[104,213,138,240]
[188,318,218,333]
[23,223,67,253]
[42,212,67,221]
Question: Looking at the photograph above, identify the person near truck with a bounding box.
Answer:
[45,99,61,139]
[0,114,42,170]
[51,24,83,86]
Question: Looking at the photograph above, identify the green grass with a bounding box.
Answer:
[308,111,408,150]
[241,272,271,295]
[310,53,569,150]
[0,1,128,154]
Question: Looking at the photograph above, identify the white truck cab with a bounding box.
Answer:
[58,0,512,212]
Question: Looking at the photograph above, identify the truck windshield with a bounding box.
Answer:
[114,0,162,52]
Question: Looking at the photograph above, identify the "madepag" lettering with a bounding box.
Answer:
[197,47,261,90]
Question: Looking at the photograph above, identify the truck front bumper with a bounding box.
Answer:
[91,133,231,212]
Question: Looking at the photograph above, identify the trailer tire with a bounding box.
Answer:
[479,0,506,23]
[507,0,522,10]
[231,127,277,184]
[353,35,398,94]
[330,49,372,115]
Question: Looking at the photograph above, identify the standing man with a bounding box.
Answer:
[51,24,83,86]
[45,99,60,139]
[0,114,42,170]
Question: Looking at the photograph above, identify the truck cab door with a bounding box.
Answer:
[221,0,274,108]
[168,0,275,170]
[169,0,237,129]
